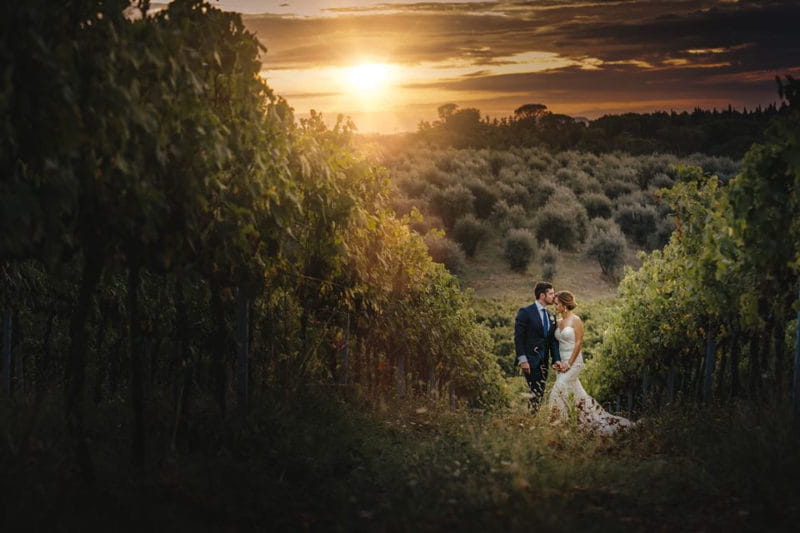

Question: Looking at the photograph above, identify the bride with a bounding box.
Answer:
[548,290,636,435]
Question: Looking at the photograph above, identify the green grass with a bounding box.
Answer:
[3,391,798,532]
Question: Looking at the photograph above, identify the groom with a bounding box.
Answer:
[514,281,561,411]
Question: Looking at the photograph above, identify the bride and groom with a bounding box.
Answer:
[514,281,636,435]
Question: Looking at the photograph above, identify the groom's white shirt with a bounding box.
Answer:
[517,301,548,366]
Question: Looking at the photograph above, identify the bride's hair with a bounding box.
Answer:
[555,290,577,310]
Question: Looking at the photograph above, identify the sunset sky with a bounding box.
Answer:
[194,1,798,133]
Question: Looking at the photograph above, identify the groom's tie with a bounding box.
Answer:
[541,308,549,334]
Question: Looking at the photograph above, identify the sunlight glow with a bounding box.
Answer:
[345,63,392,93]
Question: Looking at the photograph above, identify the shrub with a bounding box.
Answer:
[490,200,529,236]
[421,165,453,188]
[614,203,658,247]
[648,216,675,249]
[616,190,654,208]
[539,239,559,279]
[452,215,488,257]
[651,172,675,189]
[580,192,613,219]
[465,179,499,219]
[503,228,535,272]
[397,175,430,198]
[584,219,627,276]
[408,213,444,235]
[533,200,587,250]
[433,150,458,172]
[540,238,559,264]
[428,184,475,228]
[391,196,425,217]
[529,180,556,209]
[555,167,593,195]
[603,179,637,199]
[542,261,557,281]
[488,151,512,177]
[495,181,531,208]
[424,233,466,274]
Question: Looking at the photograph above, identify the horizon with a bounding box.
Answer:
[169,1,798,133]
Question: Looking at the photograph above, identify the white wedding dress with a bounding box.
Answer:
[548,326,636,436]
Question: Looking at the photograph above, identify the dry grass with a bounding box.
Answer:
[460,239,641,304]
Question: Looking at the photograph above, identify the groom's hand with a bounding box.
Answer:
[519,361,531,375]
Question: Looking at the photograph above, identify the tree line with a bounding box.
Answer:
[412,100,787,158]
[0,0,507,484]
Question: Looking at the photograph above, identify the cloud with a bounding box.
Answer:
[238,0,798,128]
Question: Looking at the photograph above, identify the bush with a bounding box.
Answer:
[602,179,637,199]
[616,190,654,208]
[488,151,517,177]
[503,228,535,272]
[408,213,443,235]
[584,219,627,276]
[420,165,453,188]
[465,179,499,219]
[495,181,531,208]
[529,180,556,209]
[539,239,559,279]
[489,200,528,236]
[651,172,675,190]
[555,167,594,195]
[580,192,613,219]
[452,215,488,257]
[424,233,466,274]
[533,201,587,251]
[648,216,675,249]
[542,262,557,281]
[540,238,558,264]
[614,203,658,247]
[429,184,475,228]
[391,197,425,217]
[397,175,430,198]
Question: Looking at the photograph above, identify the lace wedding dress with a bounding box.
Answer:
[548,326,636,436]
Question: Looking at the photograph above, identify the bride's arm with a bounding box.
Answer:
[566,318,584,369]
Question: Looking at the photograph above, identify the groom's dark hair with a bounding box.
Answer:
[534,281,553,299]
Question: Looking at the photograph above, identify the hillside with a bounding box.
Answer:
[375,145,732,306]
[460,244,627,303]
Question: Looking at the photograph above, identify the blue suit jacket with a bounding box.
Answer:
[514,303,561,368]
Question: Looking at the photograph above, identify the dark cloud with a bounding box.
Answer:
[241,0,798,120]
[404,63,789,101]
[247,1,798,69]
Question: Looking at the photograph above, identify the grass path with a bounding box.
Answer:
[460,241,630,302]
[4,393,797,531]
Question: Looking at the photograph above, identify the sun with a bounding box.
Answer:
[344,63,391,93]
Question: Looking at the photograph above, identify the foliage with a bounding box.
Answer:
[452,214,488,257]
[584,219,628,277]
[614,203,659,248]
[0,0,510,487]
[424,232,466,275]
[586,78,800,406]
[539,239,559,280]
[533,189,588,251]
[503,229,535,272]
[580,192,613,219]
[428,183,475,229]
[410,101,783,158]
